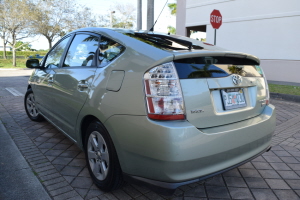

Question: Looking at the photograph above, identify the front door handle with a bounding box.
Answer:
[48,77,54,83]
[78,83,89,88]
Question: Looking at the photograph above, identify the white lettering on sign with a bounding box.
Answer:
[211,15,222,23]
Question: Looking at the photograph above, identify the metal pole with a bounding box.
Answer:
[214,29,216,45]
[110,11,115,28]
[137,0,142,30]
[147,0,154,31]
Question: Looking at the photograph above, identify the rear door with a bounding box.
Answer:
[174,53,268,128]
[50,33,99,138]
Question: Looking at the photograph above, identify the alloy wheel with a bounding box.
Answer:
[87,131,110,180]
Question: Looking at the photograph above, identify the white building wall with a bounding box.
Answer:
[177,0,300,83]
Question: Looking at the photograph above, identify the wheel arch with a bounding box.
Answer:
[80,115,99,149]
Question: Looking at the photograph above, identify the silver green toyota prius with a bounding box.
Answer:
[25,28,275,194]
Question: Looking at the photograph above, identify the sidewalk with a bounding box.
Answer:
[0,121,51,200]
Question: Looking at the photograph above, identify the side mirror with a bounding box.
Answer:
[26,59,41,68]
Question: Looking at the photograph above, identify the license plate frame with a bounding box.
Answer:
[221,88,247,110]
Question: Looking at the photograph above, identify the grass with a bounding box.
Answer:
[269,84,300,96]
[0,58,27,68]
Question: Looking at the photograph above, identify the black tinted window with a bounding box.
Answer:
[44,36,70,68]
[98,36,125,67]
[64,34,99,67]
[174,57,262,79]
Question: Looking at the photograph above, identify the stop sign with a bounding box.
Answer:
[210,10,222,29]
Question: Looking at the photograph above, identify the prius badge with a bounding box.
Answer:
[232,75,242,85]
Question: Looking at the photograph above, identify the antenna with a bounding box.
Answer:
[149,0,168,32]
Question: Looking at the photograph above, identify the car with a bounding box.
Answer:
[24,27,276,194]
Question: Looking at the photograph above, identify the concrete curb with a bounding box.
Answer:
[270,92,300,103]
[0,120,51,200]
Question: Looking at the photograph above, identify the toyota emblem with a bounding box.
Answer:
[232,75,242,85]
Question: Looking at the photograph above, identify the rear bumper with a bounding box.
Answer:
[104,104,275,187]
[124,145,271,195]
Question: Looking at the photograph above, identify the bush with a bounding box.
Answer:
[0,50,48,56]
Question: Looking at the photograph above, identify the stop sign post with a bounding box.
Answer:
[210,10,222,45]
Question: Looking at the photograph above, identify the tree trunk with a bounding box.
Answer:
[46,36,52,49]
[2,32,7,59]
[12,47,16,67]
[3,42,7,59]
[12,33,16,67]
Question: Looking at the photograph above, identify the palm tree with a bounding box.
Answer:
[168,3,177,16]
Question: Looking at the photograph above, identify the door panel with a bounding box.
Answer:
[49,34,99,138]
[34,36,71,119]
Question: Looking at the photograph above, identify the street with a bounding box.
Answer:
[0,70,300,200]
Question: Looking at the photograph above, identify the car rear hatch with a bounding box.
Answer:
[173,51,268,128]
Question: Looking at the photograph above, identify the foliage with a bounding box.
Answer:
[31,0,77,49]
[0,0,37,66]
[168,3,177,16]
[167,26,176,34]
[110,3,136,29]
[0,50,47,56]
[15,41,31,51]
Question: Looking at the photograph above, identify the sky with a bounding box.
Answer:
[26,0,176,50]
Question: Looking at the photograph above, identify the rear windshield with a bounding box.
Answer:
[174,56,263,79]
[121,32,204,51]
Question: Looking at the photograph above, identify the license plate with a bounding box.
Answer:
[221,88,246,110]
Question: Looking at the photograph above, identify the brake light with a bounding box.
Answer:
[144,62,185,120]
[258,66,270,105]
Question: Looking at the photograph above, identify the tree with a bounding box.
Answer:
[167,2,177,34]
[167,26,176,34]
[110,3,136,29]
[0,0,37,66]
[69,6,107,30]
[0,0,8,59]
[168,3,177,16]
[0,30,8,59]
[31,0,76,49]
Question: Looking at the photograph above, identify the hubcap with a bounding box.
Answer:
[26,93,39,117]
[87,131,109,180]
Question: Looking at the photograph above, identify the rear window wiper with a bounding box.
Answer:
[135,33,203,50]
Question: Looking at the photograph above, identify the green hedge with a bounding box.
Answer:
[0,50,48,56]
[0,56,27,59]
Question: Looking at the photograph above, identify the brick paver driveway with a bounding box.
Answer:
[1,72,300,200]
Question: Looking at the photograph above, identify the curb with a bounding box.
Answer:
[270,92,300,103]
[0,120,51,200]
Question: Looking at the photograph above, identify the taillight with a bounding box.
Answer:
[258,65,270,105]
[144,62,185,120]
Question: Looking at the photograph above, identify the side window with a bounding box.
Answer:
[44,36,70,68]
[63,34,99,67]
[99,36,125,67]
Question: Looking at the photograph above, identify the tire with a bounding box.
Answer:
[84,120,123,191]
[24,88,44,122]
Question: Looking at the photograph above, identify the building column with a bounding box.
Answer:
[147,0,154,31]
[137,0,142,30]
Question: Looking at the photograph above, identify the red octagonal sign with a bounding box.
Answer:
[210,9,222,29]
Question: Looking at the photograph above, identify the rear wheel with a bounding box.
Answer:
[24,88,44,122]
[85,120,123,191]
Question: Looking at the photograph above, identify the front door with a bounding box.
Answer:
[34,36,71,119]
